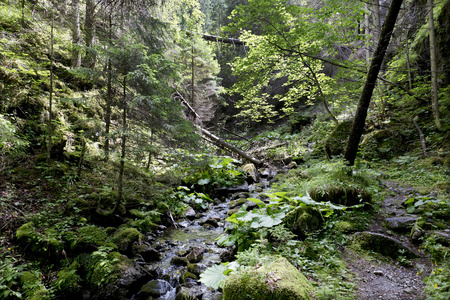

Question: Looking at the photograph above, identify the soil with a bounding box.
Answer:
[344,181,432,300]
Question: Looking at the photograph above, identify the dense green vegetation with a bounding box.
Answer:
[1,0,449,299]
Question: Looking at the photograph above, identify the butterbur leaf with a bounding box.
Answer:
[198,178,210,185]
[199,263,229,289]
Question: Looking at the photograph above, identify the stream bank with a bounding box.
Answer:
[131,176,273,300]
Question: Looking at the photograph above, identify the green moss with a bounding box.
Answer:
[55,262,80,292]
[20,271,50,300]
[325,120,352,157]
[223,257,314,300]
[71,225,108,251]
[308,184,371,206]
[86,251,129,287]
[181,271,198,282]
[335,221,355,233]
[284,206,324,239]
[16,222,35,240]
[112,227,142,252]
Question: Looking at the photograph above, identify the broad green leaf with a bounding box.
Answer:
[198,178,210,185]
[247,197,265,207]
[199,263,228,289]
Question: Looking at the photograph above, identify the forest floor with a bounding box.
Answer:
[344,181,432,300]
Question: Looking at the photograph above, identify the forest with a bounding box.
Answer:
[0,0,449,299]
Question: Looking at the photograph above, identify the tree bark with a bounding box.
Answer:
[202,34,245,45]
[71,0,82,67]
[428,0,441,131]
[47,10,54,162]
[365,2,371,65]
[83,0,96,68]
[373,0,381,42]
[344,0,403,166]
[104,13,113,162]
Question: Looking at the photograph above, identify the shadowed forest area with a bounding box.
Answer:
[0,0,449,299]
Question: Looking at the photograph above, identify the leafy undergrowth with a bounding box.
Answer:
[0,150,245,299]
[200,151,449,299]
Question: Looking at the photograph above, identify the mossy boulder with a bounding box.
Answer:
[112,227,142,252]
[223,257,314,300]
[325,120,352,157]
[84,251,146,298]
[308,184,371,206]
[360,129,407,160]
[20,271,51,300]
[284,206,324,239]
[71,225,108,252]
[16,222,62,257]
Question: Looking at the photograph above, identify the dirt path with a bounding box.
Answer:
[344,181,432,300]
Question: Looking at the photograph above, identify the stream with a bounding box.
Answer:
[131,178,273,300]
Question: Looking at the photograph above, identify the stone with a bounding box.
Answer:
[186,247,206,263]
[200,218,220,228]
[175,285,208,300]
[223,257,314,299]
[171,256,189,266]
[140,279,173,298]
[242,163,259,184]
[184,206,196,220]
[385,216,418,232]
[132,244,161,262]
[112,227,142,253]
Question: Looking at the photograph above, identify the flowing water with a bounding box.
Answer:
[132,179,272,299]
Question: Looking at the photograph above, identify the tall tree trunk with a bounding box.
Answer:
[344,0,403,166]
[104,13,113,162]
[191,45,195,108]
[47,10,54,162]
[83,0,96,68]
[428,0,441,130]
[115,76,127,215]
[365,2,371,65]
[71,0,81,67]
[372,0,381,42]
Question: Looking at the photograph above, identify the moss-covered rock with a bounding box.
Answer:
[284,206,324,239]
[325,120,352,157]
[112,227,142,252]
[360,129,407,160]
[16,222,62,257]
[20,271,51,300]
[71,225,108,252]
[308,184,371,206]
[181,271,198,282]
[55,262,80,293]
[223,257,314,300]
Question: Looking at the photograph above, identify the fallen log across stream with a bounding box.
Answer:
[172,91,263,167]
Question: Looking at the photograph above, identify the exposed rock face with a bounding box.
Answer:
[223,257,314,300]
